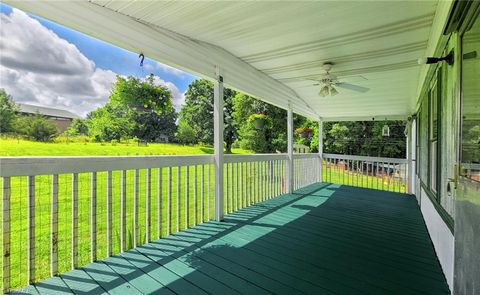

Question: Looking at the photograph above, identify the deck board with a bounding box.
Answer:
[12,183,450,294]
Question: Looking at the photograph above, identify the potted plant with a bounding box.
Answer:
[296,127,314,138]
[248,113,269,130]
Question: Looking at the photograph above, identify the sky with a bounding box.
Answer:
[0,3,197,117]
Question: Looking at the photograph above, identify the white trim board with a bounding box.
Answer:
[419,186,455,291]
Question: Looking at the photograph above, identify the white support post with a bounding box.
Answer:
[214,66,224,221]
[318,119,324,183]
[411,118,417,194]
[406,120,413,194]
[287,103,294,193]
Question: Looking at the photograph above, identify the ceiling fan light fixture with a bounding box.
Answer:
[319,85,329,97]
[330,86,338,96]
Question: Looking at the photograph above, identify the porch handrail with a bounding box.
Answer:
[0,153,307,292]
[224,153,287,163]
[323,153,407,164]
[0,155,214,177]
[292,153,320,159]
[322,153,408,193]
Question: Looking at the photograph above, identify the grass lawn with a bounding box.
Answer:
[0,138,405,291]
[0,138,250,156]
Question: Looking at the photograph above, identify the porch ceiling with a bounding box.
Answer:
[7,1,440,121]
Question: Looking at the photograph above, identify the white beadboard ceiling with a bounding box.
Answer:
[7,0,442,121]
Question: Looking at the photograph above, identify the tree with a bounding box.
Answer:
[178,79,237,152]
[317,120,406,158]
[87,104,135,142]
[65,118,88,136]
[176,120,196,145]
[327,123,350,154]
[110,74,173,114]
[132,110,177,142]
[0,89,19,133]
[86,75,177,142]
[15,115,58,141]
[232,93,306,153]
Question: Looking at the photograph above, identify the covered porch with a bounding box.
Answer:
[2,0,478,294]
[12,183,449,295]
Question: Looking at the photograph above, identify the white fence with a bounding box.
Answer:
[0,153,302,292]
[0,152,409,291]
[292,154,321,190]
[323,154,408,193]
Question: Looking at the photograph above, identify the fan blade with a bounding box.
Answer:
[336,82,369,93]
[297,83,320,89]
[336,75,368,82]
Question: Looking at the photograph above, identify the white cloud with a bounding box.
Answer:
[142,63,154,72]
[0,8,117,117]
[149,75,185,111]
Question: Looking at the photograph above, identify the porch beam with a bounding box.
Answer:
[214,66,224,221]
[287,103,294,193]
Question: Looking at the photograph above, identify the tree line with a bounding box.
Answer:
[0,75,406,158]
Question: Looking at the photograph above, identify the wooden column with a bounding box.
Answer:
[214,66,225,221]
[406,119,414,194]
[318,119,324,183]
[287,103,294,193]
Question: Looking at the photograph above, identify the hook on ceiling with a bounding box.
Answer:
[139,53,145,67]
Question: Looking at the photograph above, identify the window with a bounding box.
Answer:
[428,80,439,193]
[460,13,480,182]
[419,98,429,182]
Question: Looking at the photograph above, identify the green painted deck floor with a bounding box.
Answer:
[12,183,450,295]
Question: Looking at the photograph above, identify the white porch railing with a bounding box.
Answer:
[0,155,217,291]
[0,152,409,292]
[323,154,408,193]
[223,154,289,213]
[0,153,298,291]
[293,154,321,190]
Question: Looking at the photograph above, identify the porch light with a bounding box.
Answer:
[382,124,390,137]
[417,50,454,65]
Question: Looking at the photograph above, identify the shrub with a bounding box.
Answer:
[0,89,19,133]
[15,115,58,142]
[53,135,90,144]
[176,120,196,145]
[87,104,135,142]
[65,118,88,136]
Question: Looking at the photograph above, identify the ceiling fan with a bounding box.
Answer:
[311,62,370,97]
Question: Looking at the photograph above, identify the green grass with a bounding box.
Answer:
[322,165,407,193]
[0,138,250,156]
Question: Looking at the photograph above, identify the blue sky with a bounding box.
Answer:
[0,3,196,116]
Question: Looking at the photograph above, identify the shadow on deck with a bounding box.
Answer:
[12,183,450,295]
